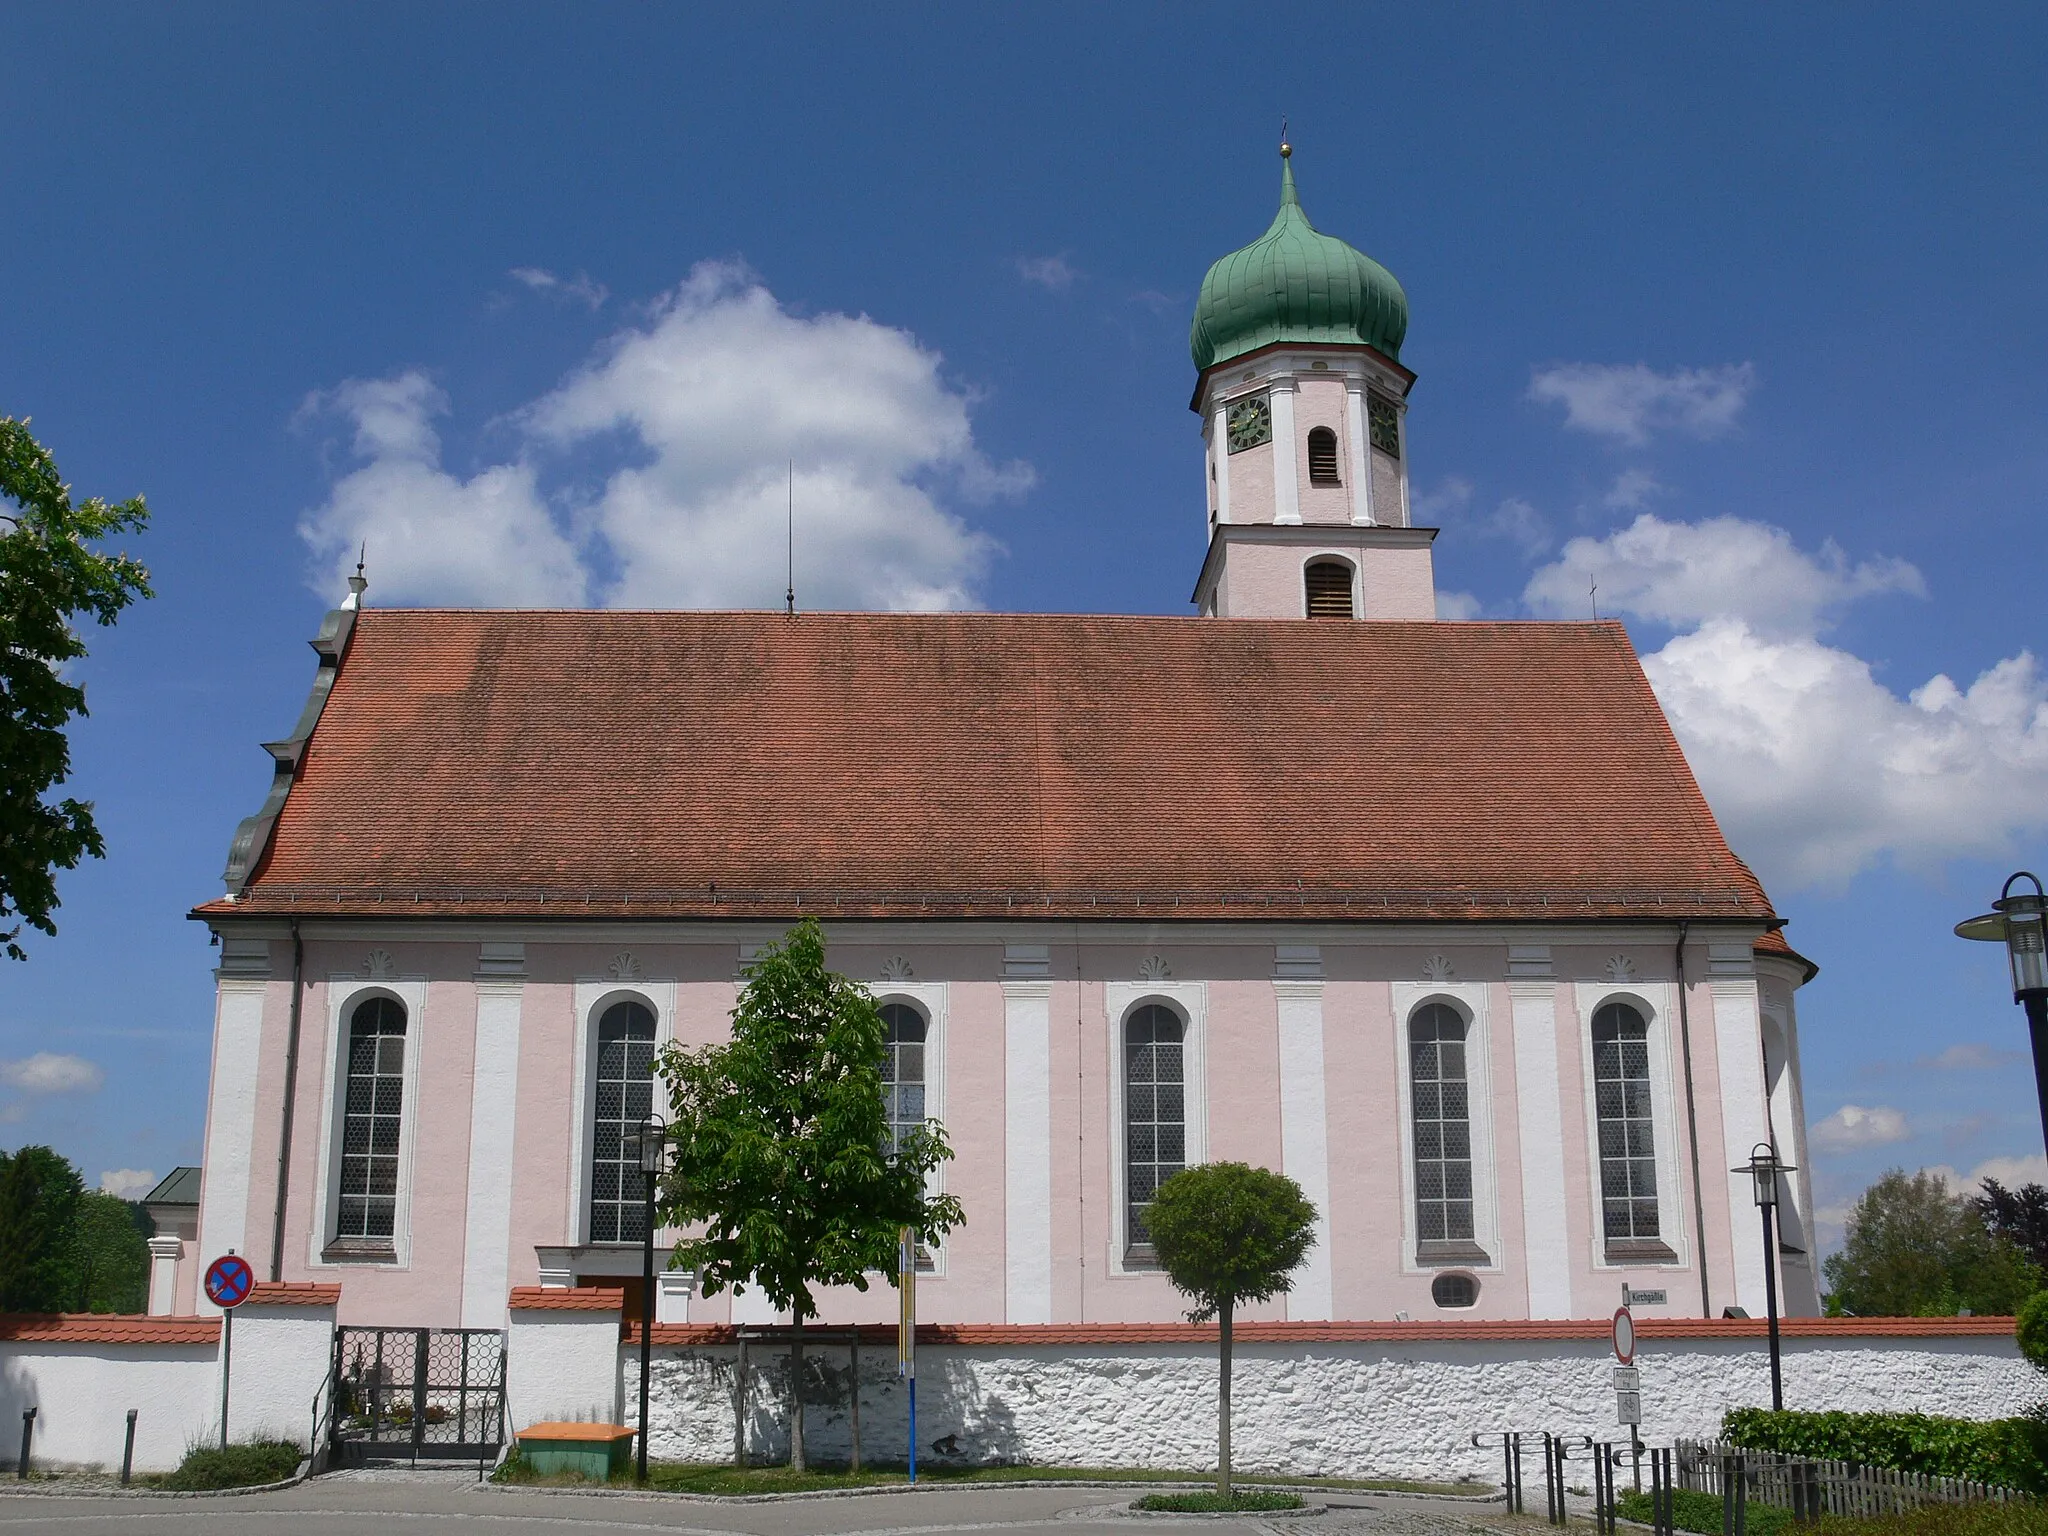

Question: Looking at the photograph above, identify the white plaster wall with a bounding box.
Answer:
[506,1312,621,1427]
[633,1335,2036,1481]
[0,1344,217,1473]
[225,1305,337,1446]
[196,980,268,1305]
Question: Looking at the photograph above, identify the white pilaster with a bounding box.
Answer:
[1003,980,1054,1323]
[460,974,525,1328]
[147,1236,182,1316]
[1274,979,1333,1319]
[196,980,267,1309]
[1511,983,1574,1319]
[1345,381,1374,525]
[1270,381,1301,524]
[1211,403,1232,524]
[1712,978,1773,1314]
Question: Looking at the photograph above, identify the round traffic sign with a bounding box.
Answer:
[1611,1305,1636,1364]
[204,1253,255,1309]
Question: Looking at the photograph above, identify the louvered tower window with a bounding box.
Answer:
[1304,559,1355,619]
[1307,426,1341,485]
[337,997,406,1241]
[589,1000,657,1244]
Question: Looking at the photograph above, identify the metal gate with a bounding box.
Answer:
[330,1327,505,1466]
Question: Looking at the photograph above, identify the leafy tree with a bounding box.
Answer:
[71,1190,150,1314]
[0,417,151,961]
[0,1145,85,1310]
[1145,1161,1318,1499]
[1824,1169,2039,1317]
[654,919,963,1472]
[1975,1179,2048,1274]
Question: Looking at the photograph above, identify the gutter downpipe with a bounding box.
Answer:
[1675,919,1711,1320]
[269,919,306,1283]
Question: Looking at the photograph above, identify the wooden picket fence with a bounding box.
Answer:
[1677,1439,2020,1520]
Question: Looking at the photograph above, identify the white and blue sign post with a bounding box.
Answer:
[898,1227,917,1485]
[204,1253,255,1450]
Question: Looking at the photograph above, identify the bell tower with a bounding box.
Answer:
[1189,143,1438,621]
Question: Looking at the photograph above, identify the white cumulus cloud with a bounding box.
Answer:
[1436,590,1483,621]
[1922,1154,2048,1195]
[99,1169,158,1200]
[1525,515,2048,890]
[1810,1105,1911,1152]
[509,267,609,309]
[1015,254,1079,292]
[300,262,1025,612]
[1526,513,1922,637]
[0,1052,105,1093]
[1529,362,1756,445]
[298,374,588,606]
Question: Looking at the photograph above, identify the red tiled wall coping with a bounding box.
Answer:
[625,1317,2016,1347]
[0,1314,221,1345]
[510,1286,625,1312]
[246,1281,341,1307]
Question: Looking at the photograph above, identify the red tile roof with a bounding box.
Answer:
[625,1316,2010,1346]
[199,611,1773,923]
[245,1282,341,1307]
[0,1313,221,1345]
[509,1286,624,1312]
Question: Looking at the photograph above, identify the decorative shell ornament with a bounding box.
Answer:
[607,951,645,982]
[1421,953,1456,983]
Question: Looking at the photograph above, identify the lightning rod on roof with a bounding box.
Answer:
[785,461,796,617]
[1590,574,1599,621]
[343,543,368,611]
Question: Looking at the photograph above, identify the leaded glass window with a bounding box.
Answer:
[1125,1004,1186,1253]
[337,996,406,1241]
[1592,1002,1660,1240]
[880,1002,927,1157]
[589,1000,657,1244]
[1409,1003,1475,1244]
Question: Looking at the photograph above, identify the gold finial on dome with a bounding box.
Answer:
[1280,116,1291,158]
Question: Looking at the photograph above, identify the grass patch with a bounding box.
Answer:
[1135,1490,1307,1512]
[491,1454,1474,1497]
[1816,1506,2048,1536]
[146,1439,302,1492]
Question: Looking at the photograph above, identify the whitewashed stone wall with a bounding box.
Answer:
[626,1335,2039,1482]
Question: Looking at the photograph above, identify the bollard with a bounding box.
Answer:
[16,1407,34,1479]
[121,1409,139,1485]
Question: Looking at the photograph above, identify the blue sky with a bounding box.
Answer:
[2,6,2045,1249]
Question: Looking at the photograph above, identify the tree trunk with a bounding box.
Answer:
[1218,1298,1233,1499]
[788,1317,806,1472]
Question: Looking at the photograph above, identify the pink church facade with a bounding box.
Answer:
[189,925,1819,1331]
[178,148,1822,1337]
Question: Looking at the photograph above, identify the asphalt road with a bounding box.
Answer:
[0,1472,1510,1536]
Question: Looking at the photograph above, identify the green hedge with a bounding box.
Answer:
[1722,1409,2048,1495]
[1617,1487,1794,1536]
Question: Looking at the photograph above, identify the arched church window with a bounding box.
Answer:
[337,996,406,1242]
[1307,426,1341,485]
[1124,1004,1186,1259]
[1409,1003,1475,1252]
[1304,559,1355,619]
[1592,1002,1660,1243]
[880,1002,928,1157]
[589,999,657,1244]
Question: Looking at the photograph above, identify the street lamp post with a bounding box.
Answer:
[1956,872,2048,1152]
[1736,1142,1793,1411]
[625,1117,667,1483]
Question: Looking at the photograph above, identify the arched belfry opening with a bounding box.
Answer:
[1305,559,1356,619]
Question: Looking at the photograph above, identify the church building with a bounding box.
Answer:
[180,147,1822,1334]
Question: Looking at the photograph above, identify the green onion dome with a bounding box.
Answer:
[1190,147,1408,371]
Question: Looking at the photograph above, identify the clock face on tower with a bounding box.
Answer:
[1226,395,1272,454]
[1368,391,1401,458]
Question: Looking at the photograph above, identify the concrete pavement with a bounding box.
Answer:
[0,1472,1510,1536]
